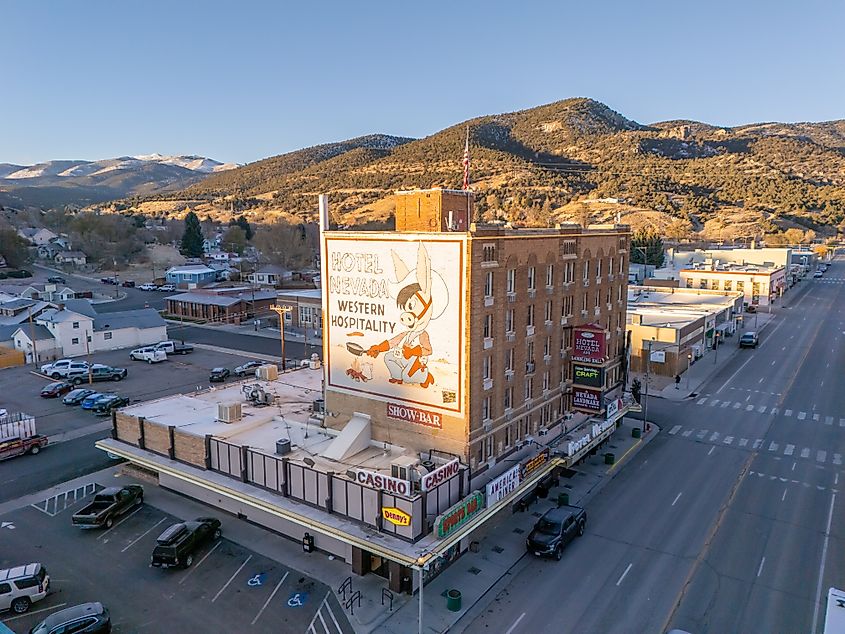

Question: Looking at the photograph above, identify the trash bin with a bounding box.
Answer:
[632,427,642,439]
[447,589,462,612]
[558,492,570,507]
[604,452,615,465]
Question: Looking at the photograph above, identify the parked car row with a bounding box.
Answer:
[39,382,130,415]
[137,283,176,292]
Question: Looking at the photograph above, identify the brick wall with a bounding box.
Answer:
[173,429,206,467]
[143,420,170,455]
[115,412,141,446]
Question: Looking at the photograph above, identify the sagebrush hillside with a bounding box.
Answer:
[108,99,845,237]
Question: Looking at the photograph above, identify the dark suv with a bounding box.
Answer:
[151,517,222,568]
[526,505,587,560]
[30,602,110,633]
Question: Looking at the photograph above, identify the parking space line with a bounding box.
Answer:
[178,540,222,585]
[251,571,289,625]
[307,591,338,634]
[212,555,252,603]
[97,507,143,541]
[121,518,166,552]
[2,602,68,622]
[323,600,342,634]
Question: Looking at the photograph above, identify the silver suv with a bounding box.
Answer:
[40,359,90,379]
[0,563,50,614]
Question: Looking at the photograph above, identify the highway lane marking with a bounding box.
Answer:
[785,444,795,456]
[615,563,633,586]
[672,492,683,506]
[505,612,527,634]
[811,493,836,634]
[251,571,289,625]
[212,555,253,603]
[669,425,682,435]
[178,540,222,585]
[121,518,165,553]
[757,556,766,577]
[707,446,715,456]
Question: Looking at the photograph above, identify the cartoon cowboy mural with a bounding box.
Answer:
[366,243,444,388]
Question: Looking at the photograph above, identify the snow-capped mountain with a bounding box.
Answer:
[0,154,237,209]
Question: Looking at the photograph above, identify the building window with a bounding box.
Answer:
[482,396,491,420]
[724,280,732,291]
[544,300,552,322]
[686,278,694,288]
[72,322,79,329]
[505,309,514,333]
[562,239,576,255]
[617,285,622,302]
[505,424,512,448]
[543,336,551,357]
[483,314,493,339]
[543,371,550,392]
[699,279,707,289]
[608,258,614,275]
[483,244,497,263]
[527,341,535,364]
[299,306,313,324]
[507,268,516,293]
[567,262,575,283]
[483,356,491,380]
[596,259,601,277]
[104,332,112,340]
[595,292,600,308]
[71,338,79,345]
[546,264,554,287]
[505,348,514,371]
[563,296,573,317]
[484,271,494,297]
[527,304,535,327]
[485,435,493,461]
[737,281,745,292]
[504,386,513,410]
[524,378,533,400]
[619,255,625,272]
[527,266,536,290]
[711,279,720,290]
[582,294,588,312]
[583,261,589,282]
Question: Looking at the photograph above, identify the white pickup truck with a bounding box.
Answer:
[129,347,167,363]
[40,359,90,379]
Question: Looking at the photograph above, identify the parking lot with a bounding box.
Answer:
[0,481,350,634]
[1,346,272,438]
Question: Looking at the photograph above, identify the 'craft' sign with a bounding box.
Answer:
[435,491,484,539]
[573,363,604,388]
[382,507,411,526]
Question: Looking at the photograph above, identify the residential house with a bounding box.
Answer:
[0,283,75,302]
[52,236,73,250]
[165,265,218,287]
[18,227,58,246]
[206,251,238,262]
[37,244,60,260]
[55,251,88,267]
[249,264,292,287]
[91,308,167,351]
[165,287,277,324]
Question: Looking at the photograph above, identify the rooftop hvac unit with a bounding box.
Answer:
[391,455,420,482]
[257,364,279,381]
[275,438,291,455]
[218,402,242,424]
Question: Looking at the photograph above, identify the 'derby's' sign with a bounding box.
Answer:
[386,403,442,429]
[420,458,460,491]
[355,469,411,496]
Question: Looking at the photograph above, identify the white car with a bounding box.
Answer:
[0,563,50,614]
[814,270,824,278]
[40,359,90,379]
[137,283,158,291]
[158,284,176,292]
[129,347,167,363]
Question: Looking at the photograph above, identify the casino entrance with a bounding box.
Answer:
[351,546,413,594]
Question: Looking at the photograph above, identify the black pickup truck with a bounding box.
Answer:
[71,485,144,529]
[525,505,587,560]
[151,517,222,568]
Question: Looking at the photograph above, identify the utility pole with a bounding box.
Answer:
[713,331,720,365]
[269,304,292,371]
[27,307,38,367]
[643,339,652,433]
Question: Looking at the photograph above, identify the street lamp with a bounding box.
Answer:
[269,304,292,371]
[686,352,692,389]
[713,330,721,365]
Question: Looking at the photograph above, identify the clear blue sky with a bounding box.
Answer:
[3,0,843,166]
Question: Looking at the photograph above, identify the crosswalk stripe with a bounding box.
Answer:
[746,404,755,411]
[682,430,693,437]
[785,444,795,456]
[709,400,720,407]
[785,409,793,417]
[669,425,682,435]
[724,436,734,444]
[753,439,763,449]
[825,416,834,426]
[769,442,779,452]
[770,408,779,416]
[739,438,749,447]
[709,432,720,442]
[757,406,767,414]
[733,402,742,409]
[840,418,845,427]
[697,398,708,405]
[817,450,827,463]
[697,429,708,439]
[813,413,820,421]
[801,448,810,458]
[835,454,843,466]
[798,412,806,420]
[721,401,730,408]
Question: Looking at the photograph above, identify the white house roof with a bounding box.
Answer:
[167,265,216,275]
[57,251,87,259]
[37,308,92,324]
[93,308,166,332]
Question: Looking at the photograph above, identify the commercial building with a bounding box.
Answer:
[275,288,322,336]
[165,287,277,324]
[678,262,785,307]
[98,188,633,596]
[626,286,744,377]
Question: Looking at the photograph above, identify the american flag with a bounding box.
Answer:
[462,126,470,190]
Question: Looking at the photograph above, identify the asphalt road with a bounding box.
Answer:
[166,324,316,360]
[465,260,845,634]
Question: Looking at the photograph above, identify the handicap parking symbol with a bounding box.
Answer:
[287,592,308,607]
[247,573,266,587]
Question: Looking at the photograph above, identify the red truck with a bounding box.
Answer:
[0,413,47,461]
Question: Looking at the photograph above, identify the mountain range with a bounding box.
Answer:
[0,154,237,209]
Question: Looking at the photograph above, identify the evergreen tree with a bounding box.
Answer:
[630,229,665,266]
[229,215,253,240]
[180,211,204,257]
